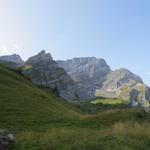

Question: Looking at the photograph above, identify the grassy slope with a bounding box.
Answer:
[0,64,80,131]
[1,64,150,149]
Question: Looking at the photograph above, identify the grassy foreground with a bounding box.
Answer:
[16,122,150,150]
[1,64,150,149]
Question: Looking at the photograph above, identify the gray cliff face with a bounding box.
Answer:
[57,57,111,99]
[58,57,111,83]
[98,68,143,95]
[0,54,24,67]
[96,68,150,107]
[21,50,77,100]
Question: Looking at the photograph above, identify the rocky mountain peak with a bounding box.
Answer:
[37,50,52,58]
[38,50,46,55]
[22,50,77,100]
[26,50,53,65]
[0,54,24,67]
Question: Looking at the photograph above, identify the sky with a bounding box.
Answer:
[0,0,150,85]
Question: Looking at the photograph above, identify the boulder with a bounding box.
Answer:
[0,130,14,150]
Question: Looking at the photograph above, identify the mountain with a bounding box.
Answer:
[0,51,150,107]
[21,50,78,100]
[57,57,111,99]
[0,54,24,67]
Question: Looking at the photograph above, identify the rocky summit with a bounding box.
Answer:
[21,50,77,100]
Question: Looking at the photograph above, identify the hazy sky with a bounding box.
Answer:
[0,0,150,85]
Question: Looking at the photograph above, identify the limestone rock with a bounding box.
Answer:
[96,68,150,107]
[57,57,111,99]
[96,68,143,98]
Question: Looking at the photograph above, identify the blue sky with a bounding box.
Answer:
[0,0,150,85]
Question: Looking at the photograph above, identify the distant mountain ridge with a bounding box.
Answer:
[0,50,150,107]
[0,54,24,67]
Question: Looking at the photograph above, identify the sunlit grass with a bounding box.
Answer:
[21,65,33,70]
[15,122,150,150]
[91,98,128,105]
